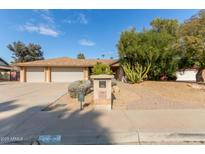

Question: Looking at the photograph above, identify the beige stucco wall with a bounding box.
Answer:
[45,67,51,82]
[20,67,26,82]
[83,67,89,80]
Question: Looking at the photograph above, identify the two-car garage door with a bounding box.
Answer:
[26,67,84,82]
[51,68,84,82]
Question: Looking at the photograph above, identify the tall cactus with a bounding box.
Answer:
[122,62,151,83]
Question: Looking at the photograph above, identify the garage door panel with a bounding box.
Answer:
[26,67,45,82]
[51,67,84,82]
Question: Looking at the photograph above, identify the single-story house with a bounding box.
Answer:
[14,57,120,83]
[0,57,19,81]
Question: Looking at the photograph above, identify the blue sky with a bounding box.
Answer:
[0,9,199,63]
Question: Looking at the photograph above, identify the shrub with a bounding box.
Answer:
[0,72,10,80]
[92,62,113,75]
[68,80,92,98]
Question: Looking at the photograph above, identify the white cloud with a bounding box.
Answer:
[38,25,58,37]
[78,13,88,24]
[63,19,73,24]
[63,13,88,25]
[41,14,54,23]
[20,23,59,37]
[79,39,95,46]
[18,10,59,37]
[33,9,54,23]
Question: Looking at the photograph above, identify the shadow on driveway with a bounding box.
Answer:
[0,102,112,145]
[0,100,20,112]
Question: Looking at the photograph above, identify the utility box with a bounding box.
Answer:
[91,74,114,110]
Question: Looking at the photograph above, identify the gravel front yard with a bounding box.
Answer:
[113,81,205,110]
[53,81,205,111]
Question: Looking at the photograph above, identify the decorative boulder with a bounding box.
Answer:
[112,85,120,93]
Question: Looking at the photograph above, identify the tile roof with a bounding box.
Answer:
[0,66,12,70]
[14,57,118,67]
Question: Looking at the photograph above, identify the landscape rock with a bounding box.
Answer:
[112,85,120,93]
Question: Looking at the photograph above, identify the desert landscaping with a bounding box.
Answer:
[113,81,205,110]
[49,81,205,112]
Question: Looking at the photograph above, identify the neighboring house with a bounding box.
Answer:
[15,57,119,83]
[0,57,10,70]
[0,57,12,81]
[0,57,20,81]
[176,69,198,82]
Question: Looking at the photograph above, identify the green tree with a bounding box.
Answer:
[141,30,179,80]
[117,22,179,82]
[7,41,44,63]
[151,18,179,36]
[77,52,85,59]
[176,10,205,69]
[117,28,152,82]
[92,62,113,75]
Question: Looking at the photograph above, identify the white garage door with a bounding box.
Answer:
[51,67,84,82]
[26,67,45,82]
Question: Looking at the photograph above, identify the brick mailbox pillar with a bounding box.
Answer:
[91,74,114,110]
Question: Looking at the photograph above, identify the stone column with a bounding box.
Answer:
[20,67,26,82]
[91,75,114,110]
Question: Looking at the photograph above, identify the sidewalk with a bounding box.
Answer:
[3,108,205,144]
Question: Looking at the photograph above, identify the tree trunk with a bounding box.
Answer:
[196,69,205,82]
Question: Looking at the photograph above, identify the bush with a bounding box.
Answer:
[68,80,92,98]
[0,72,10,80]
[92,62,113,75]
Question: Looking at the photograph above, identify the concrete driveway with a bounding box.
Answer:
[0,82,68,138]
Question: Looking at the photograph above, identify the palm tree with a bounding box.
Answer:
[101,54,105,59]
